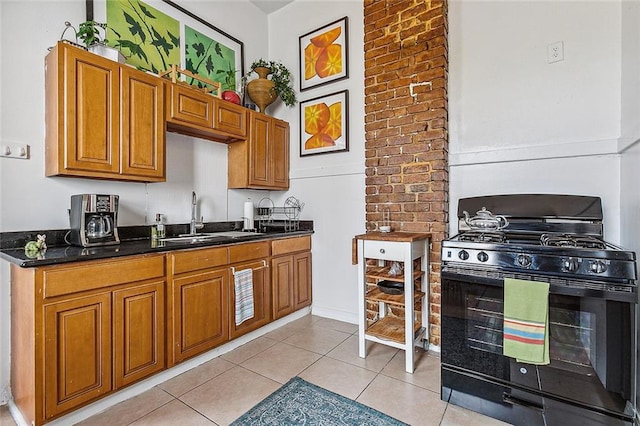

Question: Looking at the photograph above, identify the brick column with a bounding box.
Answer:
[364,0,448,346]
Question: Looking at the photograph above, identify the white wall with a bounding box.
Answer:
[448,0,623,242]
[267,0,366,322]
[0,0,270,403]
[619,0,640,413]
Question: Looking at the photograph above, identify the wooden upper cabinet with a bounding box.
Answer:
[166,83,214,129]
[120,67,165,179]
[46,42,120,176]
[228,110,290,190]
[272,118,290,189]
[215,100,247,137]
[45,41,165,182]
[165,83,246,143]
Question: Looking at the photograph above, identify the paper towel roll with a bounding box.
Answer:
[243,200,254,230]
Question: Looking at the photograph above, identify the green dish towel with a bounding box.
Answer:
[503,278,550,365]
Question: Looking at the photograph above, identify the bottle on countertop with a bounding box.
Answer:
[155,213,165,239]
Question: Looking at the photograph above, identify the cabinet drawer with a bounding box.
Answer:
[43,255,165,298]
[170,247,229,275]
[229,241,270,263]
[167,85,214,128]
[271,236,311,256]
[363,240,406,261]
[215,100,246,137]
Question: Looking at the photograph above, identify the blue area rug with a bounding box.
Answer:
[231,377,407,425]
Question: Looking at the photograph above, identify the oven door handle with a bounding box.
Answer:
[502,393,544,412]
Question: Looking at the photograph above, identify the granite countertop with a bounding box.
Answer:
[0,221,314,268]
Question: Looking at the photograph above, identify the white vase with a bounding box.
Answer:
[89,43,125,64]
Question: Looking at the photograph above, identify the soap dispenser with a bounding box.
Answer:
[155,214,165,239]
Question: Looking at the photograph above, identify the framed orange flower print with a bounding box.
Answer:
[300,90,349,156]
[299,17,349,91]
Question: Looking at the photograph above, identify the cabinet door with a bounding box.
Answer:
[63,46,120,174]
[272,118,290,189]
[121,67,165,181]
[44,293,112,419]
[271,255,294,320]
[248,112,271,187]
[294,252,312,309]
[113,281,165,389]
[229,260,271,339]
[172,269,229,363]
[215,100,247,138]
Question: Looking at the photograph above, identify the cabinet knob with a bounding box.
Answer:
[380,248,385,254]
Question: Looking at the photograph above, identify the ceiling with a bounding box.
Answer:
[249,0,294,14]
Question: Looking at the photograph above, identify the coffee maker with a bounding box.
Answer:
[69,194,120,247]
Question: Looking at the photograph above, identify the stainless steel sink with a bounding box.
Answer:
[159,231,263,244]
[202,231,263,238]
[159,234,227,244]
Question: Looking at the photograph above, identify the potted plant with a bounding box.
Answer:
[77,20,125,63]
[244,59,297,113]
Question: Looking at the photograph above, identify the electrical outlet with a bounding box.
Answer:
[547,41,564,64]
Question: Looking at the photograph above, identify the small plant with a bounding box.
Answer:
[77,20,108,47]
[217,61,238,91]
[244,59,297,107]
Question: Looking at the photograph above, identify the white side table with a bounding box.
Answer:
[355,232,430,373]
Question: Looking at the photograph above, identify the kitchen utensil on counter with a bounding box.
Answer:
[69,194,120,247]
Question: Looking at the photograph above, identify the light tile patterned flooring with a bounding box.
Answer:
[1,315,509,425]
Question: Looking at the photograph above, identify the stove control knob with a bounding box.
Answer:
[477,251,489,262]
[590,260,607,274]
[516,254,532,268]
[458,250,469,260]
[562,257,580,273]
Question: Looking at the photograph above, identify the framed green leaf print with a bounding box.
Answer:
[90,0,244,90]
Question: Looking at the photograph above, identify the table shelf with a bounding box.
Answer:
[365,316,423,344]
[365,265,424,282]
[365,287,425,307]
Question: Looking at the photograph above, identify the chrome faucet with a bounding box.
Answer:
[190,191,204,235]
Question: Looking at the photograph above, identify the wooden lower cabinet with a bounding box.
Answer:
[43,293,112,419]
[229,259,271,339]
[11,237,312,425]
[170,268,229,363]
[11,254,166,425]
[271,236,312,320]
[113,281,165,388]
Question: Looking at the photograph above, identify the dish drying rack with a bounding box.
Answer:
[256,196,304,232]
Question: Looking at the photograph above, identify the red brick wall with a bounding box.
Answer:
[364,0,448,345]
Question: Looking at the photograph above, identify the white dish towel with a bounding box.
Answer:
[234,268,255,326]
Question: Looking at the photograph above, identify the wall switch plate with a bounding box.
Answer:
[547,41,564,63]
[0,142,30,159]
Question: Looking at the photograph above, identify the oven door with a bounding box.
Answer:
[441,269,636,423]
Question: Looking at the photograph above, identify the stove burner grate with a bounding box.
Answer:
[540,233,606,250]
[459,231,506,244]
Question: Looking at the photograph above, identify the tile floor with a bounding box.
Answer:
[0,315,510,425]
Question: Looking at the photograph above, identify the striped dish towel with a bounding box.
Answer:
[234,268,255,326]
[503,278,550,365]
